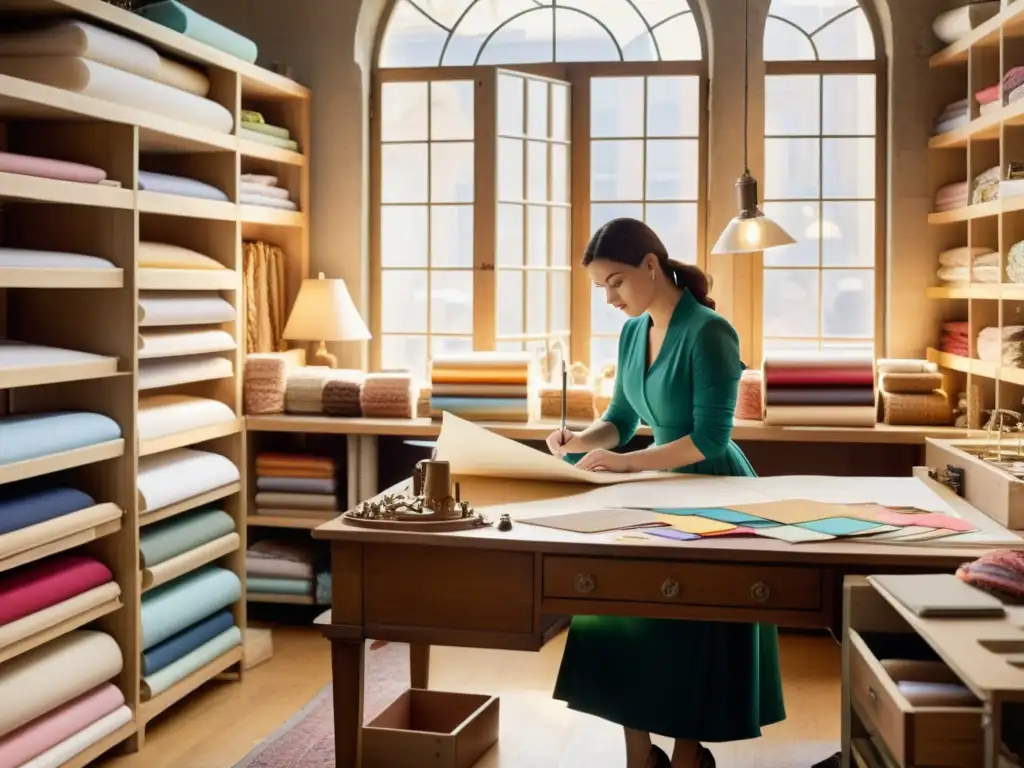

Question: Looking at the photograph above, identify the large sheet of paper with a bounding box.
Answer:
[434,412,680,485]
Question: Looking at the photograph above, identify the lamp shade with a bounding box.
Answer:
[711,213,797,254]
[282,273,371,342]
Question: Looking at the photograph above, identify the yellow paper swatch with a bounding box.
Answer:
[653,513,735,535]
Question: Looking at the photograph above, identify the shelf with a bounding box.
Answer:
[138,342,237,361]
[138,419,242,458]
[0,266,124,290]
[238,138,306,166]
[138,644,243,722]
[928,196,1024,225]
[239,205,305,227]
[141,532,240,592]
[139,482,242,527]
[926,348,1024,386]
[929,102,1024,150]
[138,359,234,391]
[248,514,336,529]
[0,438,124,485]
[247,593,315,605]
[0,347,121,389]
[137,192,238,221]
[930,1,1024,67]
[926,284,1024,300]
[60,721,138,768]
[137,268,238,292]
[0,505,122,574]
[0,171,133,209]
[0,597,122,664]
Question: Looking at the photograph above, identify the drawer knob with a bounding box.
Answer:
[661,578,680,599]
[750,581,771,603]
[574,572,596,594]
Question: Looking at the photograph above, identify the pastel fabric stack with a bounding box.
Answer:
[936,246,999,286]
[285,367,330,414]
[246,539,319,599]
[429,353,533,422]
[934,181,969,212]
[360,373,415,419]
[253,453,338,520]
[975,66,1024,115]
[139,567,242,700]
[762,350,877,427]
[239,113,299,152]
[972,165,1000,205]
[0,19,232,133]
[977,326,1024,368]
[0,150,107,186]
[933,97,969,135]
[0,631,128,767]
[940,320,970,356]
[239,173,298,211]
[322,370,364,417]
[877,359,952,427]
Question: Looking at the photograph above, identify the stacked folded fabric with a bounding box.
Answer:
[936,245,999,285]
[537,384,595,421]
[239,173,298,211]
[138,170,229,202]
[139,567,242,701]
[1008,240,1024,284]
[322,370,364,417]
[0,631,128,768]
[0,19,233,133]
[976,66,1024,115]
[139,507,239,591]
[137,241,235,291]
[977,326,1024,368]
[933,97,969,135]
[285,367,330,414]
[0,149,108,187]
[940,320,970,356]
[253,453,339,520]
[246,539,319,600]
[934,180,968,212]
[429,353,533,422]
[360,373,415,418]
[239,111,300,152]
[877,359,952,427]
[762,350,877,428]
[972,165,1000,205]
[244,355,288,414]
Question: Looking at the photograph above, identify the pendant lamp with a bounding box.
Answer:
[711,0,796,255]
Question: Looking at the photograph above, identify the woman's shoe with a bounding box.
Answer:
[649,745,672,768]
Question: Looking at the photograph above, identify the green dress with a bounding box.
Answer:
[553,290,786,742]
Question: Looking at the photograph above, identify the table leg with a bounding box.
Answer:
[410,643,430,689]
[332,639,365,768]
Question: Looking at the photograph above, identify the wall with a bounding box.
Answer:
[187,0,961,366]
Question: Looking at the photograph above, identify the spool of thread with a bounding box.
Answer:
[735,369,763,421]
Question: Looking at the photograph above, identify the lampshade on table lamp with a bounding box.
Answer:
[282,272,370,368]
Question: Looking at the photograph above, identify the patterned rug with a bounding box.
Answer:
[234,640,838,767]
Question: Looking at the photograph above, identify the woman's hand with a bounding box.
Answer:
[545,428,585,457]
[576,448,634,473]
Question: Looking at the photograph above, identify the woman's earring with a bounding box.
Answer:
[650,270,655,281]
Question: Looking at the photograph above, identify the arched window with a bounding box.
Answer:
[761,0,883,358]
[373,0,706,381]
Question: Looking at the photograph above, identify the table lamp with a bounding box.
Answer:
[282,272,370,368]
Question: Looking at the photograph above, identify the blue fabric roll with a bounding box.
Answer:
[0,487,96,534]
[140,566,241,650]
[0,412,122,464]
[141,609,234,676]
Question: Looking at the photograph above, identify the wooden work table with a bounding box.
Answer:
[313,472,1018,767]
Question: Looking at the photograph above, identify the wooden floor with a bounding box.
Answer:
[97,628,841,768]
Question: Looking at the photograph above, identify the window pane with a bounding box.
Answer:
[431,270,473,333]
[551,207,570,267]
[591,77,644,138]
[557,0,648,61]
[550,270,570,332]
[591,202,643,233]
[497,340,524,352]
[763,269,819,338]
[763,16,815,62]
[646,139,698,200]
[431,205,473,268]
[381,82,428,141]
[814,7,875,61]
[496,270,524,336]
[527,140,548,200]
[475,7,554,66]
[497,204,524,266]
[551,84,569,141]
[823,75,875,136]
[527,270,548,333]
[498,138,524,201]
[764,138,819,200]
[432,336,473,358]
[651,13,702,61]
[381,205,428,268]
[382,334,428,380]
[591,140,644,200]
[527,79,549,138]
[761,202,818,267]
[647,75,700,138]
[765,76,820,137]
[822,269,873,338]
[431,81,475,141]
[527,205,548,266]
[645,203,698,264]
[498,74,525,135]
[551,143,569,203]
[592,287,626,334]
[382,144,428,203]
[591,336,620,373]
[382,270,427,332]
[823,138,875,199]
[431,142,474,202]
[821,202,874,267]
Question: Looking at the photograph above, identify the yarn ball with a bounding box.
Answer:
[735,369,763,421]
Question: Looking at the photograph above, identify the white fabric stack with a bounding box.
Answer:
[239,174,298,211]
[936,246,999,285]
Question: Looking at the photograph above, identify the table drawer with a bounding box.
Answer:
[848,630,983,767]
[542,556,821,611]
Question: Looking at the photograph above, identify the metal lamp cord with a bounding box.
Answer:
[743,0,750,174]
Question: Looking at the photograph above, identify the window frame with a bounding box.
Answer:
[756,3,889,365]
[370,58,709,374]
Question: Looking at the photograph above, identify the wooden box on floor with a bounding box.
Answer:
[924,438,1024,529]
[362,689,499,768]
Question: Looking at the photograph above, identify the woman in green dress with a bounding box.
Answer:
[545,218,785,768]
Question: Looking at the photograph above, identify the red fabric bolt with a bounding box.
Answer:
[0,554,113,625]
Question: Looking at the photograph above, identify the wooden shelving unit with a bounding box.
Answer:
[929,4,1024,429]
[0,0,309,760]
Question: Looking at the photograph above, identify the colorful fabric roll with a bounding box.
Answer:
[881,391,953,426]
[0,488,96,535]
[254,453,334,478]
[762,351,876,428]
[246,539,318,580]
[957,549,1024,603]
[0,555,112,625]
[429,353,532,422]
[141,609,234,676]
